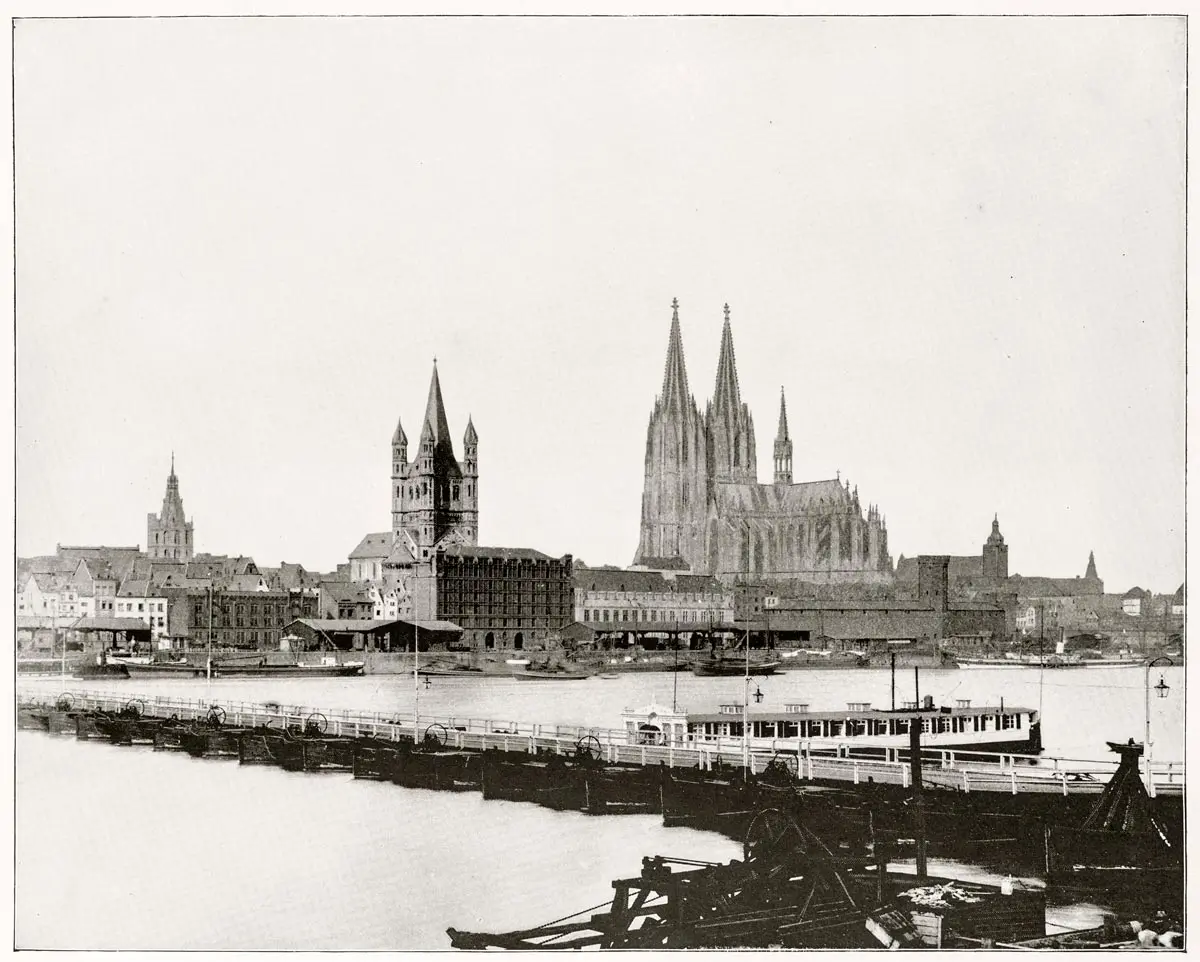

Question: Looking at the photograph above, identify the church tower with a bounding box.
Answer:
[1085,550,1099,581]
[633,299,709,566]
[705,305,757,487]
[393,362,477,560]
[390,415,408,537]
[981,514,1008,581]
[461,416,479,543]
[773,387,792,484]
[147,453,194,561]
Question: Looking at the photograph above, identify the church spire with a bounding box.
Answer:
[1085,550,1099,580]
[712,303,742,414]
[773,386,792,484]
[660,298,691,410]
[706,303,757,484]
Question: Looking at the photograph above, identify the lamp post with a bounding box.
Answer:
[54,598,63,681]
[1143,655,1173,798]
[206,585,214,695]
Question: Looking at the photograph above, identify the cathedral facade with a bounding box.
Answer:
[634,301,893,586]
[147,454,194,561]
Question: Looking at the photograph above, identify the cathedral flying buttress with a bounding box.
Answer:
[634,300,893,586]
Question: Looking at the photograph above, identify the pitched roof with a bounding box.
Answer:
[1009,575,1103,598]
[116,579,154,597]
[385,541,416,565]
[633,556,692,571]
[349,531,393,559]
[318,581,371,602]
[438,545,556,561]
[225,574,268,592]
[68,617,151,632]
[714,477,854,515]
[575,566,724,595]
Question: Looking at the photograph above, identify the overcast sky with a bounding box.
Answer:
[14,15,1185,592]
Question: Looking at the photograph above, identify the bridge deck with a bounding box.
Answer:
[18,684,1184,798]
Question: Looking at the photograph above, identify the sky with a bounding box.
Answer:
[13,15,1186,593]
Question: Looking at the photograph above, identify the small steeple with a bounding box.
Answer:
[773,386,792,484]
[660,298,691,410]
[1085,550,1099,580]
[986,514,1005,546]
[170,450,175,478]
[392,416,408,447]
[464,415,478,446]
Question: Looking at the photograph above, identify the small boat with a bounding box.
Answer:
[74,662,130,679]
[597,673,620,680]
[693,659,783,677]
[418,664,486,677]
[512,665,592,681]
[110,656,207,677]
[957,653,1142,670]
[215,660,365,678]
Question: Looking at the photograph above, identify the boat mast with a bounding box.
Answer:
[413,621,420,743]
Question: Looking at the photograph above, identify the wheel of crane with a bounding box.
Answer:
[123,699,144,719]
[207,705,226,727]
[55,693,74,712]
[575,734,603,763]
[743,807,805,863]
[304,712,328,737]
[423,723,448,749]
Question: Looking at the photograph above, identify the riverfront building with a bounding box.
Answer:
[432,546,574,651]
[634,301,892,585]
[758,555,1011,650]
[573,565,733,635]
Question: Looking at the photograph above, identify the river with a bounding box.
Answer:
[16,666,1181,948]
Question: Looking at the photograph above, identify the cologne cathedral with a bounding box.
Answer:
[633,300,893,585]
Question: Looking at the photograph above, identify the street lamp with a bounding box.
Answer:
[1144,655,1174,798]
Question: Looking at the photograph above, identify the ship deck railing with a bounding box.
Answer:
[16,682,1183,797]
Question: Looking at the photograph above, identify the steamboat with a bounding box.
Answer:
[622,696,1041,756]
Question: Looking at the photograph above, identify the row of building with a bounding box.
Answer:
[18,304,1185,656]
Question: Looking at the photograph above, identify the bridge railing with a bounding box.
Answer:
[17,683,1183,792]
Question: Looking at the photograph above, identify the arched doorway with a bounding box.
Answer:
[513,632,524,651]
[485,631,495,650]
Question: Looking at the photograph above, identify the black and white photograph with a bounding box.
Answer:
[12,8,1187,951]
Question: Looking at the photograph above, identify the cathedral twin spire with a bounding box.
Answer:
[773,387,793,484]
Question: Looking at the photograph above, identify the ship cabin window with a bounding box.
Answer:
[1015,713,1022,729]
[755,721,777,738]
[779,720,800,738]
[921,718,932,734]
[727,722,744,737]
[891,718,910,735]
[826,720,843,738]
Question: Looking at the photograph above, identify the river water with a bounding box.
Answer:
[16,666,1181,949]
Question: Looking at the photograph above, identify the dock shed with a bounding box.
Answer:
[67,617,153,653]
[283,618,463,653]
